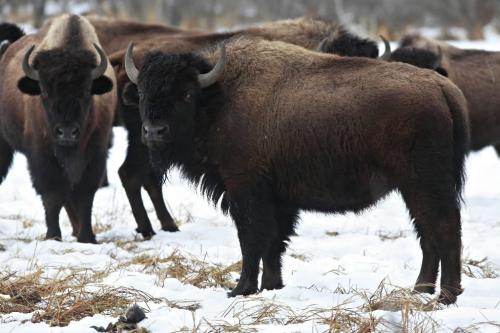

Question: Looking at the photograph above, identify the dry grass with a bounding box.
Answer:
[454,321,500,332]
[462,256,499,279]
[360,279,441,332]
[201,296,386,333]
[377,230,407,241]
[0,269,199,327]
[128,250,242,289]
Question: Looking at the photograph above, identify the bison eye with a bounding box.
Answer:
[41,90,48,99]
[184,93,192,101]
[138,91,144,100]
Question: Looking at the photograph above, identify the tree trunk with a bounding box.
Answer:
[33,0,46,29]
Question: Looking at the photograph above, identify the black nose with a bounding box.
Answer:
[54,125,79,143]
[142,124,168,142]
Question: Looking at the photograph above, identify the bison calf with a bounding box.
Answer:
[122,37,469,304]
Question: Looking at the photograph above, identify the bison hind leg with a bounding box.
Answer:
[400,178,462,304]
[260,204,299,291]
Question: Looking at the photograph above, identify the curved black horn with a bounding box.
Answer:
[22,45,39,81]
[198,44,226,88]
[124,42,139,85]
[379,35,391,60]
[91,43,108,80]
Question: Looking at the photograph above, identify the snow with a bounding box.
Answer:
[1,49,500,332]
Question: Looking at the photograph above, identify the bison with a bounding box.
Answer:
[387,34,500,155]
[0,22,25,59]
[0,14,116,243]
[91,16,382,239]
[122,37,469,304]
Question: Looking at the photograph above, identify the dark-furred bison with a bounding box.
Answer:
[0,14,116,243]
[93,16,381,238]
[389,34,500,155]
[122,37,469,304]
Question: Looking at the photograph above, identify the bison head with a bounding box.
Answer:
[382,45,448,77]
[317,30,379,58]
[122,42,225,168]
[17,44,113,147]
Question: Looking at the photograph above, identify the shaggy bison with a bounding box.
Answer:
[95,16,381,238]
[388,34,500,154]
[0,14,116,243]
[122,38,469,304]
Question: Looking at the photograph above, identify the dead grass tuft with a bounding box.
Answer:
[462,257,499,279]
[203,297,385,332]
[362,280,439,313]
[0,269,199,327]
[129,250,242,289]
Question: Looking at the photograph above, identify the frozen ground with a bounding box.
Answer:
[1,47,500,332]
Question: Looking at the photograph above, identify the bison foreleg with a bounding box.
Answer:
[143,171,178,232]
[118,144,156,239]
[68,192,97,244]
[64,202,80,237]
[42,193,65,241]
[227,187,278,297]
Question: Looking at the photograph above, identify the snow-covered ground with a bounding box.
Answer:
[1,44,500,332]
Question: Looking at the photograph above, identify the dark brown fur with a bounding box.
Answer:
[0,14,116,243]
[396,34,500,152]
[124,38,469,304]
[96,16,373,238]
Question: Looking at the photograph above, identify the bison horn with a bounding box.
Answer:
[22,45,39,81]
[433,46,443,68]
[379,35,391,60]
[124,41,139,85]
[91,43,108,80]
[198,44,226,88]
[317,37,329,52]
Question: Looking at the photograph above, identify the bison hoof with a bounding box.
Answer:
[413,284,435,295]
[45,234,62,241]
[136,228,156,240]
[260,272,284,291]
[228,279,258,297]
[438,285,463,305]
[77,235,97,244]
[161,223,179,232]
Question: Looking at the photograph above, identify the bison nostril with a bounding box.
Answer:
[70,127,79,138]
[156,126,166,136]
[55,127,64,137]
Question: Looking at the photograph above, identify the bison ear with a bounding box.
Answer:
[91,76,113,95]
[17,77,41,95]
[435,67,448,77]
[122,81,139,106]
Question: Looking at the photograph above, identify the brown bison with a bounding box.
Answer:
[86,15,200,55]
[92,16,382,239]
[389,34,500,154]
[122,37,469,304]
[0,14,116,243]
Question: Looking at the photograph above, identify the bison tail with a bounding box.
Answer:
[442,83,470,204]
[0,22,25,44]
